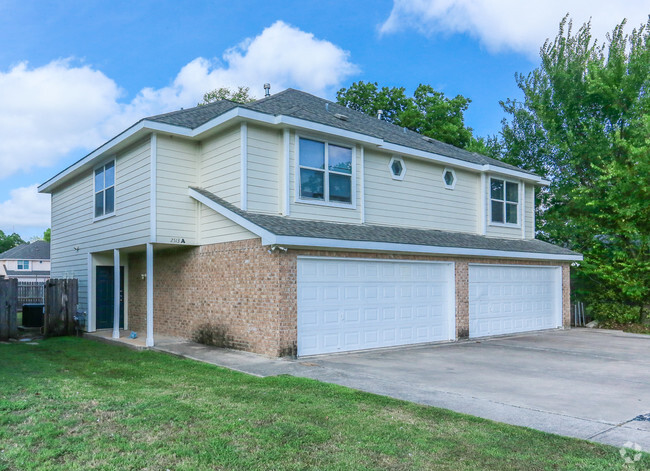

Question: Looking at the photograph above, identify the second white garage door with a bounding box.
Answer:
[469,264,562,338]
[297,258,455,356]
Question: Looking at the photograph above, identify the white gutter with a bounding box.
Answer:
[40,107,547,194]
[189,188,583,262]
[271,236,582,261]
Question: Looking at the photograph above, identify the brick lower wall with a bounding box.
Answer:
[128,239,295,356]
[128,240,571,357]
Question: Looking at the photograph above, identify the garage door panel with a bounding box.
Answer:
[298,258,453,356]
[469,265,560,338]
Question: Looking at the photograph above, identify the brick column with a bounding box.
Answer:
[455,261,469,339]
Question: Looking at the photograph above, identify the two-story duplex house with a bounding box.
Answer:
[0,240,51,282]
[38,89,581,356]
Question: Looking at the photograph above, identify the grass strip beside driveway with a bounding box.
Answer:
[0,338,646,470]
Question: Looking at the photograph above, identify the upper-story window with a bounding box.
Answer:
[17,260,29,270]
[388,156,406,180]
[490,178,518,224]
[94,160,115,218]
[298,137,352,204]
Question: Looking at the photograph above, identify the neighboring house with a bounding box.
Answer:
[0,240,51,282]
[38,89,581,356]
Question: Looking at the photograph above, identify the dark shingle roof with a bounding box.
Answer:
[191,188,579,257]
[0,241,50,260]
[148,100,239,128]
[148,89,535,176]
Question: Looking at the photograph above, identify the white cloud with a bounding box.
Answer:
[0,20,358,180]
[0,185,51,231]
[380,0,649,57]
[0,59,123,177]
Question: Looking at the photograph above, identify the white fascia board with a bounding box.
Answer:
[483,165,549,185]
[187,188,277,244]
[379,141,484,172]
[379,142,546,185]
[190,108,252,137]
[38,119,195,193]
[273,235,583,261]
[277,115,384,146]
[273,116,547,185]
[39,121,148,193]
[40,104,547,193]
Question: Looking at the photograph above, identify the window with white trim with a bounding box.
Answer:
[94,161,115,218]
[17,260,29,270]
[490,178,518,224]
[442,168,456,189]
[298,137,352,204]
[388,156,406,180]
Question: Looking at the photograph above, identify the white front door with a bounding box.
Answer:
[297,258,454,356]
[469,265,562,338]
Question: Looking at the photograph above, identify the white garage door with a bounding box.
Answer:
[297,258,454,356]
[469,265,562,338]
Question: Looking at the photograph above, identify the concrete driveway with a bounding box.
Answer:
[155,328,650,451]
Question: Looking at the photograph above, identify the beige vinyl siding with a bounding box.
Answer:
[365,149,478,232]
[289,131,362,223]
[156,135,199,244]
[526,183,535,238]
[197,125,258,244]
[199,206,258,244]
[247,124,280,214]
[486,223,523,239]
[50,138,151,313]
[200,125,241,205]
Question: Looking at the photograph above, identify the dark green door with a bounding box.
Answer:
[96,266,124,329]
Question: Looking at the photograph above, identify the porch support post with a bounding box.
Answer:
[146,243,154,347]
[112,249,120,339]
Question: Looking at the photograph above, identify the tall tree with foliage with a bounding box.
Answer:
[0,230,25,254]
[498,16,650,321]
[337,81,475,148]
[198,86,256,105]
[43,228,51,242]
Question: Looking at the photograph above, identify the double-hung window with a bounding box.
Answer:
[95,161,115,218]
[298,137,352,204]
[17,260,29,270]
[490,178,518,224]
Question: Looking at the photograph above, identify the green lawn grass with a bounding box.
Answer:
[0,338,646,471]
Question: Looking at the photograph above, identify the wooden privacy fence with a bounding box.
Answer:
[44,279,78,337]
[0,278,18,341]
[18,281,46,304]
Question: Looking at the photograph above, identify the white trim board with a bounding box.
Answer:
[189,188,583,261]
[40,107,548,194]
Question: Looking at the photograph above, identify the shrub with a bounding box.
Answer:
[588,301,642,324]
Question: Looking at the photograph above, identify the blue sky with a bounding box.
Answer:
[0,0,647,240]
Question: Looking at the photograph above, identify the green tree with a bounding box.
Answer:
[0,230,25,254]
[336,81,411,123]
[498,16,650,321]
[199,86,256,105]
[336,81,475,148]
[43,228,51,242]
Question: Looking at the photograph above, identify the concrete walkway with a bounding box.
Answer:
[145,329,650,452]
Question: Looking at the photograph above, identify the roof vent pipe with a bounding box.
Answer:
[377,109,383,120]
[264,83,271,97]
